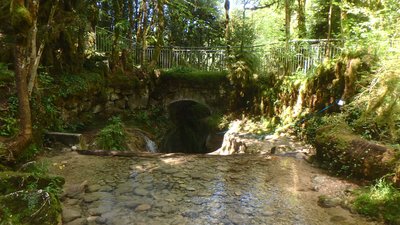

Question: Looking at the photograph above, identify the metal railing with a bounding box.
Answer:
[94,26,345,74]
[262,39,343,74]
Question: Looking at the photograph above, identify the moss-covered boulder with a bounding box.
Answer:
[315,123,398,180]
[0,171,64,224]
[0,171,64,195]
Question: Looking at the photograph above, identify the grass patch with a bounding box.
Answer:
[161,67,228,85]
[353,178,400,224]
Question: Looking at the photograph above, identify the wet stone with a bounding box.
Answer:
[86,216,98,225]
[87,184,101,193]
[88,205,113,216]
[318,195,342,208]
[98,185,113,192]
[174,172,187,178]
[83,192,112,203]
[261,210,275,216]
[64,198,80,206]
[121,200,140,209]
[330,215,347,223]
[162,167,179,174]
[62,205,82,223]
[65,218,86,225]
[135,203,152,211]
[115,182,134,195]
[134,187,149,196]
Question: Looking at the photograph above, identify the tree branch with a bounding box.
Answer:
[245,1,277,10]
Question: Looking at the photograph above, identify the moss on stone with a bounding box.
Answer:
[0,189,62,225]
[315,124,397,179]
[0,171,64,195]
[0,171,64,224]
[161,68,228,86]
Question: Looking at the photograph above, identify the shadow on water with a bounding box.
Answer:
[160,100,220,154]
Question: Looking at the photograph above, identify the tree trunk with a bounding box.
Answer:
[110,0,122,71]
[284,0,292,74]
[127,0,134,50]
[9,43,33,159]
[27,0,59,96]
[136,0,149,66]
[224,0,231,56]
[297,0,306,38]
[149,0,165,69]
[326,0,333,59]
[6,0,41,159]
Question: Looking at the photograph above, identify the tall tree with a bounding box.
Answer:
[297,0,306,38]
[149,0,165,69]
[7,0,38,159]
[110,0,123,70]
[136,0,149,65]
[225,0,231,55]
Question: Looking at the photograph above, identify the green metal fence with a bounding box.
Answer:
[95,26,345,74]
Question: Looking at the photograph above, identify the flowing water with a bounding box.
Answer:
[43,141,380,225]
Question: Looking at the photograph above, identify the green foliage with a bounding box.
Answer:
[59,72,104,98]
[107,70,139,89]
[228,51,260,87]
[165,0,224,46]
[342,58,400,143]
[0,170,64,225]
[0,117,18,137]
[17,144,41,162]
[96,116,128,151]
[0,96,19,137]
[10,4,33,32]
[354,178,400,224]
[309,0,342,39]
[0,63,14,84]
[19,161,50,177]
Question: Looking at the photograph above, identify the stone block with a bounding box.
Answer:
[45,132,86,149]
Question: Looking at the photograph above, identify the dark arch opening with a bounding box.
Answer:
[159,100,214,154]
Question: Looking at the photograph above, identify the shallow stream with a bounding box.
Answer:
[43,139,380,225]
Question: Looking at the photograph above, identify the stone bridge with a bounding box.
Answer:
[149,74,231,116]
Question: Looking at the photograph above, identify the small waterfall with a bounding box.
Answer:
[143,135,158,153]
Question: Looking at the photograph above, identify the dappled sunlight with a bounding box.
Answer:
[160,156,190,166]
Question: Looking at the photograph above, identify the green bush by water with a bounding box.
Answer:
[353,178,400,224]
[96,116,128,151]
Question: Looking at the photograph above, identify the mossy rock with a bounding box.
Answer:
[0,190,62,225]
[0,171,65,195]
[160,69,228,86]
[315,124,397,179]
[0,171,64,224]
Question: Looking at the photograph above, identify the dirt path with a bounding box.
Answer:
[42,147,380,225]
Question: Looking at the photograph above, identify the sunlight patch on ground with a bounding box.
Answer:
[160,157,188,166]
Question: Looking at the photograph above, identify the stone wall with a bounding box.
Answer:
[59,87,149,123]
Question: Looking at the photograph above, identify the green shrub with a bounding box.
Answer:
[0,116,18,137]
[59,72,104,97]
[0,63,14,84]
[96,116,128,150]
[353,178,400,224]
